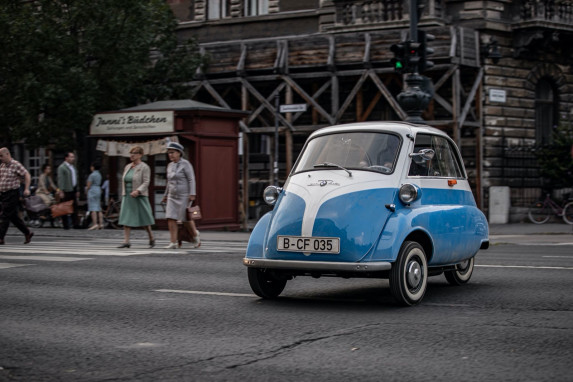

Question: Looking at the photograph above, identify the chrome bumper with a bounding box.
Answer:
[243,258,392,272]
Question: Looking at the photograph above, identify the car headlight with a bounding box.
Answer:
[263,186,282,205]
[399,183,419,204]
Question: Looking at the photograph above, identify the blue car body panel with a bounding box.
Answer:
[264,188,395,262]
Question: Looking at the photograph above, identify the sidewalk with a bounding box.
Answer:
[4,222,573,245]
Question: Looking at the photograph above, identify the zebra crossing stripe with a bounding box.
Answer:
[0,263,32,269]
[0,255,91,262]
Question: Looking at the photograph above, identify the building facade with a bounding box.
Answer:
[168,0,573,222]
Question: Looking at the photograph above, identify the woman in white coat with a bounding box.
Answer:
[161,141,200,249]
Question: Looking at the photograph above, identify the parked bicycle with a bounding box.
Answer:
[103,197,122,229]
[528,193,573,224]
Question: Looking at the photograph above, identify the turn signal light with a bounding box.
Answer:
[448,179,457,187]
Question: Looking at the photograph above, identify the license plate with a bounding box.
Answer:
[277,236,340,254]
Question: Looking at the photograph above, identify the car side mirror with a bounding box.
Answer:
[409,149,435,164]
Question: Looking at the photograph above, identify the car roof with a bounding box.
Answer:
[309,121,448,139]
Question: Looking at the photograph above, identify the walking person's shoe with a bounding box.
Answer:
[117,243,131,248]
[87,225,99,230]
[24,232,34,244]
[164,242,178,249]
[193,230,201,248]
[0,239,4,245]
[149,239,156,248]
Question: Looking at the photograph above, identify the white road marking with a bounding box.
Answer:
[543,256,573,258]
[0,255,91,262]
[477,264,573,270]
[154,289,256,298]
[0,240,246,256]
[0,248,161,257]
[0,263,32,269]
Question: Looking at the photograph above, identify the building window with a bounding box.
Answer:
[535,78,558,145]
[26,148,47,187]
[208,0,231,20]
[244,0,268,16]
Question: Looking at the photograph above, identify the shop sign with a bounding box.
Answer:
[90,111,174,135]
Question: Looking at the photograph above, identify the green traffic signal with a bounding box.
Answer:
[390,42,409,74]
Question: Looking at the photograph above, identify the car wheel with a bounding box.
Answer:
[445,257,474,286]
[247,268,287,299]
[389,241,428,306]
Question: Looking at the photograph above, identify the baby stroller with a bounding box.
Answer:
[23,186,61,228]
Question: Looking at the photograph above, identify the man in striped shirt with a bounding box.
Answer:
[0,147,33,245]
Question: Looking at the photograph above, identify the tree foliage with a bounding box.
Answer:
[0,0,206,149]
[536,122,573,188]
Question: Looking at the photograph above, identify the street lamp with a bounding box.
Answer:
[482,38,501,64]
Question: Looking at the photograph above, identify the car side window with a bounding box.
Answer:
[408,134,463,178]
[431,136,463,178]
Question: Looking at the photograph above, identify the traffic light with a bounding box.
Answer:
[418,30,435,73]
[390,42,409,74]
[408,41,421,73]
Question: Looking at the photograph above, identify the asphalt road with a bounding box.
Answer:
[0,236,572,381]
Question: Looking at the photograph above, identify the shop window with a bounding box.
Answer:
[208,0,231,20]
[245,0,268,16]
[153,153,168,219]
[535,78,558,145]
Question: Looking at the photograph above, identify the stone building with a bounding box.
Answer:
[167,0,573,222]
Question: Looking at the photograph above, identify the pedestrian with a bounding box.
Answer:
[36,163,58,207]
[162,141,200,249]
[36,163,59,227]
[117,146,155,248]
[86,162,103,230]
[0,147,34,245]
[101,174,110,208]
[57,152,79,230]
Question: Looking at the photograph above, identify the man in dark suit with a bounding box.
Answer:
[57,152,79,229]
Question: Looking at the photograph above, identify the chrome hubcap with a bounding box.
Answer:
[406,260,422,289]
[457,260,470,273]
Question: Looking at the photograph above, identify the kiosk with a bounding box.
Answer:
[90,100,248,230]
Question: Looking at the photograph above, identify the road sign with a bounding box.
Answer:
[280,104,307,113]
[489,89,506,103]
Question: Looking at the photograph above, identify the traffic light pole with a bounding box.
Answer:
[396,0,432,123]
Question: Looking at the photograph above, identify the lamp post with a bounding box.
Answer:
[396,0,432,123]
[274,92,279,186]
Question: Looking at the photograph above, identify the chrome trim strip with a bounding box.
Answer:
[243,258,392,272]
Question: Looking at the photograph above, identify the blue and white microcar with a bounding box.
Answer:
[243,122,489,306]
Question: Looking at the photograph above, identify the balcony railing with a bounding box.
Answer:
[333,0,443,27]
[519,0,573,24]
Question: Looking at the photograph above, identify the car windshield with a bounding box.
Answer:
[293,132,401,174]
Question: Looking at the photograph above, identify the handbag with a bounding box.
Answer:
[51,200,74,218]
[186,205,202,221]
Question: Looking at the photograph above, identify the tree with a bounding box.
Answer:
[536,122,573,188]
[0,0,206,149]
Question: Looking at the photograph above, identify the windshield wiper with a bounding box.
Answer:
[313,162,352,177]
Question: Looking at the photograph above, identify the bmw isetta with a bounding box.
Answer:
[243,122,489,306]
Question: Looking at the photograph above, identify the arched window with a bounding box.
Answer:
[535,78,558,144]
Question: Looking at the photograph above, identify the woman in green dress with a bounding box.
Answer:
[117,146,155,248]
